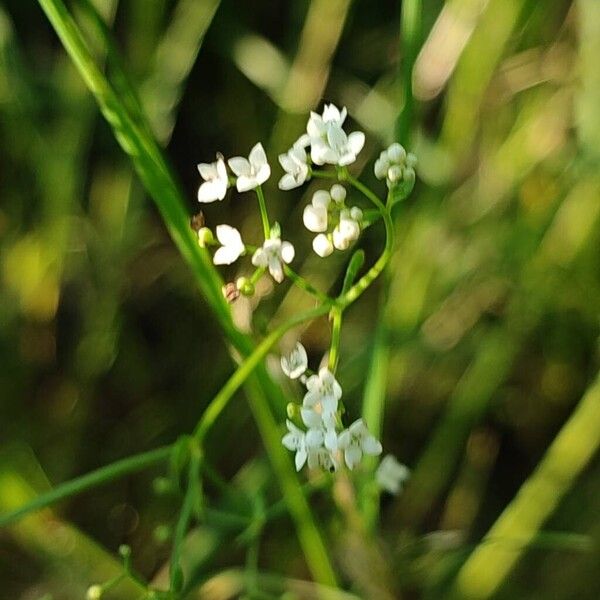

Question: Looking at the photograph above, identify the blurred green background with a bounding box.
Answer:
[1,0,599,598]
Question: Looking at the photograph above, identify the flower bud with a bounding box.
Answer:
[197,227,214,248]
[153,524,172,543]
[303,204,328,232]
[222,282,240,303]
[330,184,346,203]
[236,277,255,297]
[190,211,205,232]
[406,152,418,168]
[153,476,173,496]
[311,189,331,209]
[312,233,334,257]
[333,215,360,250]
[387,164,403,183]
[374,157,388,180]
[87,585,103,600]
[350,207,363,222]
[286,402,300,419]
[403,167,416,187]
[387,142,406,164]
[118,544,131,560]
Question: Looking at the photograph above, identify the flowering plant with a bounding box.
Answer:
[194,103,416,475]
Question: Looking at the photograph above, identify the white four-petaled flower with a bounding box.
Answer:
[282,420,324,471]
[228,143,271,192]
[376,454,410,495]
[197,157,229,203]
[301,367,341,430]
[303,103,365,167]
[281,342,308,379]
[251,234,295,283]
[278,145,309,190]
[337,418,382,470]
[212,225,245,265]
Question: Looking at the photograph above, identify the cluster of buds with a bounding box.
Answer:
[374,142,417,190]
[303,184,363,257]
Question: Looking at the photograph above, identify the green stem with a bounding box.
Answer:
[284,265,333,304]
[328,307,343,373]
[0,446,171,528]
[193,304,331,444]
[396,0,422,145]
[256,185,271,238]
[338,178,394,308]
[170,452,201,594]
[36,0,338,586]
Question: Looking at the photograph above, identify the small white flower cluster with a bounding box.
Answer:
[280,343,382,472]
[197,143,270,203]
[303,184,363,257]
[374,142,417,189]
[195,143,294,285]
[278,103,365,190]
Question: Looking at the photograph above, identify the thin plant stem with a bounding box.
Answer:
[284,265,333,304]
[256,185,271,238]
[0,446,171,528]
[169,452,201,594]
[396,0,422,145]
[193,303,331,444]
[338,177,394,308]
[328,308,343,373]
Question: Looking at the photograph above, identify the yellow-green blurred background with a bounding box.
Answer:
[1,0,599,598]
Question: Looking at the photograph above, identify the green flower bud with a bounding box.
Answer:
[87,585,103,600]
[197,227,214,248]
[286,402,300,419]
[236,277,255,297]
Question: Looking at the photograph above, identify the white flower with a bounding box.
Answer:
[307,103,347,138]
[197,157,228,203]
[312,233,334,257]
[337,418,382,470]
[212,225,245,265]
[301,368,341,428]
[228,143,271,192]
[387,142,407,163]
[303,204,328,232]
[376,455,410,495]
[251,235,295,283]
[332,210,361,250]
[278,146,309,190]
[311,190,331,209]
[282,420,323,471]
[311,123,365,166]
[307,446,338,472]
[330,184,346,203]
[305,104,365,166]
[281,342,308,379]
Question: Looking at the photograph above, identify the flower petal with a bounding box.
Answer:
[236,175,257,192]
[197,181,221,203]
[279,173,300,190]
[249,143,268,170]
[228,156,251,177]
[295,447,307,471]
[280,241,295,264]
[213,245,241,265]
[251,247,268,268]
[197,162,217,180]
[347,131,365,155]
[363,435,383,456]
